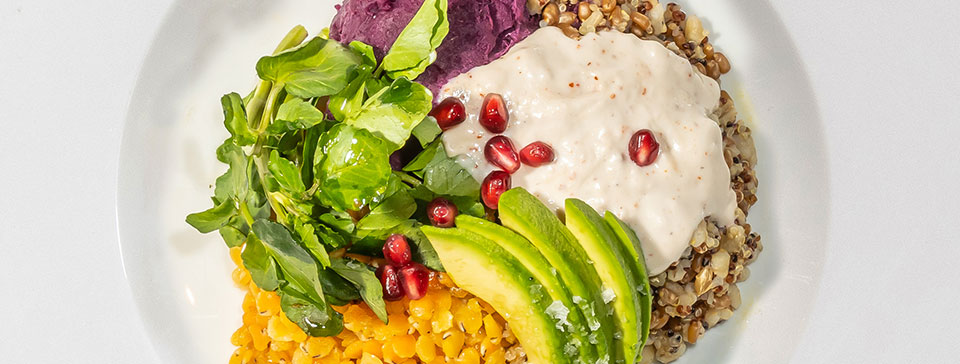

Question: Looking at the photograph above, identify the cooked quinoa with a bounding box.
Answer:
[227,1,759,362]
[228,247,526,364]
[531,0,762,362]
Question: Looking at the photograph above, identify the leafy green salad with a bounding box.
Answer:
[184,0,477,336]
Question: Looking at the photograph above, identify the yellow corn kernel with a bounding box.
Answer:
[292,348,313,364]
[229,348,243,364]
[457,347,481,364]
[432,311,454,333]
[432,290,452,313]
[484,348,505,364]
[271,339,296,352]
[362,340,383,357]
[306,336,337,358]
[230,327,251,347]
[317,349,342,364]
[232,267,251,286]
[248,324,269,351]
[359,352,383,364]
[399,359,418,364]
[442,330,465,358]
[459,300,483,335]
[339,330,360,348]
[242,293,257,313]
[230,246,243,266]
[389,334,416,359]
[415,333,437,362]
[256,291,281,316]
[477,299,496,314]
[408,296,435,320]
[267,315,307,342]
[380,340,399,363]
[267,350,292,363]
[343,340,363,359]
[482,315,502,343]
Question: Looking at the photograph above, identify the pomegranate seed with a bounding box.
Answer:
[484,135,521,173]
[376,265,404,301]
[481,171,511,209]
[479,93,508,133]
[429,97,466,131]
[383,234,412,266]
[427,197,458,227]
[628,129,660,167]
[400,263,430,300]
[519,141,555,167]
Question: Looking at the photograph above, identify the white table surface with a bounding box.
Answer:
[2,0,958,362]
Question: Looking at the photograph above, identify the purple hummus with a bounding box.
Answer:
[330,0,538,94]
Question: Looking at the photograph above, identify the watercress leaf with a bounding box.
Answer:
[314,223,349,248]
[329,74,369,121]
[330,258,388,323]
[411,116,441,147]
[252,220,326,303]
[357,190,416,230]
[214,142,249,203]
[314,124,393,212]
[422,147,480,197]
[399,221,443,271]
[365,78,387,96]
[279,287,344,336]
[346,236,384,257]
[186,199,236,233]
[221,93,256,146]
[269,150,306,194]
[267,98,327,133]
[294,221,331,268]
[241,235,280,291]
[402,139,441,172]
[319,268,361,305]
[256,37,361,99]
[346,78,432,148]
[319,212,355,234]
[349,40,377,68]
[219,223,246,248]
[382,0,450,80]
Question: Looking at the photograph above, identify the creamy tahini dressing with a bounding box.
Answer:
[439,27,736,275]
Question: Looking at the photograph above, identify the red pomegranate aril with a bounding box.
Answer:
[519,141,555,167]
[628,129,660,167]
[400,262,430,300]
[481,170,511,209]
[484,135,521,173]
[479,93,508,133]
[427,197,459,227]
[383,234,412,266]
[429,97,467,131]
[376,264,404,301]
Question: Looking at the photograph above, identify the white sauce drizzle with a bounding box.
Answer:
[439,27,736,275]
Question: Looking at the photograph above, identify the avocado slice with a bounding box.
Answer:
[421,226,574,364]
[498,188,616,364]
[564,199,644,364]
[455,215,599,363]
[603,212,653,358]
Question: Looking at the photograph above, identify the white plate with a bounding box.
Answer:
[117,1,828,363]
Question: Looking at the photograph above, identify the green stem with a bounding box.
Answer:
[239,201,255,226]
[244,25,308,128]
[394,171,422,187]
[257,84,284,135]
[254,156,289,223]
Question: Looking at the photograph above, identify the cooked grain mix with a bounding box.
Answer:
[530,1,762,362]
[227,1,759,362]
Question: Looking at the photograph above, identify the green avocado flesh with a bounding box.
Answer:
[497,188,615,364]
[564,199,644,364]
[455,215,599,363]
[420,226,574,364]
[604,212,653,352]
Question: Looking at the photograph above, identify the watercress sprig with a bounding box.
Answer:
[186,0,477,337]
